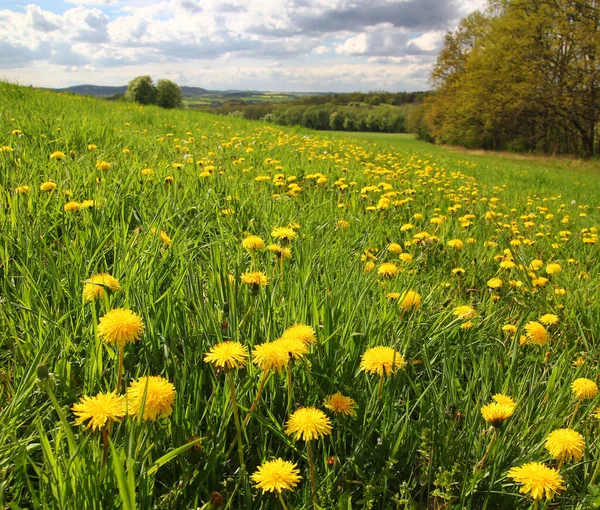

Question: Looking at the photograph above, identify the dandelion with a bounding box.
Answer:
[15,185,31,194]
[388,242,403,254]
[546,263,562,275]
[281,324,317,346]
[524,321,548,346]
[97,308,144,347]
[72,392,126,431]
[453,305,476,320]
[571,378,598,400]
[126,376,176,420]
[98,308,144,390]
[275,336,308,360]
[377,262,399,278]
[96,161,111,171]
[82,273,120,302]
[285,407,331,506]
[241,271,269,288]
[487,277,503,289]
[507,462,565,503]
[242,235,265,250]
[399,290,421,312]
[539,314,559,325]
[251,458,302,494]
[324,392,356,416]
[40,181,57,192]
[271,227,297,244]
[204,341,248,369]
[360,346,406,401]
[50,151,66,160]
[544,428,585,463]
[253,342,289,373]
[447,239,464,249]
[481,403,514,427]
[64,201,81,212]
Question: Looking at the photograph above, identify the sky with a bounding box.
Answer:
[0,0,486,92]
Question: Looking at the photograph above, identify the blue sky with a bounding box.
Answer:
[0,0,485,92]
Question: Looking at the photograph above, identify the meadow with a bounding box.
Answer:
[1,82,599,509]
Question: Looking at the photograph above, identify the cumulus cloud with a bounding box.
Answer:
[0,0,484,90]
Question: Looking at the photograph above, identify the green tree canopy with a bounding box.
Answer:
[156,79,183,109]
[124,76,157,105]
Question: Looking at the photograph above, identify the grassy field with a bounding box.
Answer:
[1,82,600,509]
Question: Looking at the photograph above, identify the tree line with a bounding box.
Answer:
[125,76,183,109]
[419,0,600,158]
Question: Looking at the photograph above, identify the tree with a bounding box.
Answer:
[125,76,157,105]
[156,79,183,109]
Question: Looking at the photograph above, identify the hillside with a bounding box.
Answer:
[2,82,600,509]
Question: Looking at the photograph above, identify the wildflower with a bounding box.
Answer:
[281,324,317,346]
[399,290,421,312]
[285,407,332,441]
[96,161,111,171]
[127,376,176,420]
[507,462,565,501]
[452,267,465,275]
[40,181,57,192]
[275,336,308,360]
[453,305,476,320]
[50,151,66,160]
[502,324,517,334]
[481,403,514,427]
[64,201,81,212]
[324,392,356,416]
[546,263,562,275]
[539,314,559,325]
[15,185,31,194]
[571,378,598,399]
[360,346,406,377]
[88,144,97,151]
[271,227,297,243]
[251,458,302,493]
[336,219,350,229]
[72,392,126,431]
[204,341,248,369]
[388,242,403,254]
[487,277,503,289]
[267,244,292,259]
[399,253,413,263]
[97,308,144,347]
[544,428,585,462]
[447,239,464,249]
[253,342,289,372]
[164,176,174,184]
[524,322,548,346]
[242,235,265,250]
[241,271,269,287]
[377,262,398,278]
[83,273,121,301]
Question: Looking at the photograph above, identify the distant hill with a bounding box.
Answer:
[54,84,210,98]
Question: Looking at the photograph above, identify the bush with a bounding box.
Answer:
[156,79,183,109]
[125,76,157,105]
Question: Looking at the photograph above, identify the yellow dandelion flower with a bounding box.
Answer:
[524,322,548,346]
[487,277,503,289]
[271,227,297,242]
[204,341,248,369]
[492,394,516,407]
[447,239,464,249]
[571,378,598,399]
[40,181,57,192]
[50,151,66,160]
[544,428,585,462]
[72,392,126,431]
[251,458,302,493]
[241,271,269,286]
[281,324,317,346]
[126,376,176,421]
[83,273,121,301]
[324,392,356,416]
[275,336,308,360]
[64,201,81,212]
[387,242,403,254]
[97,308,144,347]
[399,290,421,312]
[360,346,406,377]
[453,305,476,320]
[377,262,399,278]
[546,263,562,275]
[15,185,31,194]
[253,342,289,372]
[539,314,559,325]
[285,407,332,441]
[507,462,565,501]
[267,244,292,259]
[242,235,265,250]
[96,161,111,171]
[481,403,514,427]
[502,324,517,334]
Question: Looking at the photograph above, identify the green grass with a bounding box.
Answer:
[1,82,600,509]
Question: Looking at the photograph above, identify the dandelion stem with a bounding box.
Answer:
[476,428,497,470]
[590,457,600,485]
[287,363,293,414]
[277,492,288,510]
[280,254,285,284]
[243,371,270,427]
[568,400,581,428]
[377,374,385,402]
[307,439,317,509]
[116,344,125,393]
[227,370,245,470]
